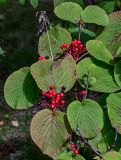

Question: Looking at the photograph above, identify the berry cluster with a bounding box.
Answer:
[60,39,86,61]
[67,144,79,155]
[38,56,49,60]
[41,85,66,109]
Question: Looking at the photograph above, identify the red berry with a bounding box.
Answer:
[80,90,86,95]
[42,91,46,96]
[77,41,81,45]
[61,100,65,105]
[74,44,78,47]
[46,93,50,97]
[49,94,53,98]
[52,100,55,105]
[48,90,53,94]
[70,144,75,149]
[63,43,68,48]
[57,94,60,98]
[71,41,75,46]
[57,97,60,101]
[52,91,56,97]
[55,99,59,104]
[38,56,45,60]
[38,56,41,60]
[42,56,45,60]
[75,48,78,52]
[80,44,84,49]
[69,50,72,54]
[51,104,55,109]
[50,85,54,90]
[74,149,78,155]
[74,39,78,43]
[60,93,64,97]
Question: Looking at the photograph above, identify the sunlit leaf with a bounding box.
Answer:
[38,27,72,59]
[67,100,104,138]
[81,5,109,26]
[30,109,71,157]
[30,55,76,93]
[97,11,121,57]
[54,2,82,24]
[86,40,113,65]
[4,67,39,109]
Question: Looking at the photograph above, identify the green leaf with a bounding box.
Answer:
[76,58,120,93]
[68,28,96,38]
[67,100,104,138]
[81,28,96,38]
[98,1,115,14]
[4,67,39,109]
[19,0,25,5]
[81,5,109,26]
[89,109,121,154]
[116,46,121,57]
[107,92,121,134]
[30,55,76,93]
[38,27,72,59]
[88,132,102,150]
[86,40,113,65]
[54,0,84,8]
[102,151,121,160]
[30,109,71,157]
[98,130,117,153]
[114,60,121,87]
[30,0,38,8]
[54,151,85,160]
[54,2,82,24]
[97,11,121,57]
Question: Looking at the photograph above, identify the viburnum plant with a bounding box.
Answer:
[4,1,121,160]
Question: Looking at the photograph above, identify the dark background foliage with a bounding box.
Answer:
[0,1,53,159]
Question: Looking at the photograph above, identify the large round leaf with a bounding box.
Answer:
[97,11,121,57]
[38,27,72,59]
[54,0,84,8]
[54,2,82,24]
[81,5,109,26]
[76,57,120,93]
[114,60,121,87]
[102,151,121,160]
[89,110,121,154]
[86,40,113,65]
[67,100,104,138]
[30,109,71,157]
[30,55,76,93]
[4,67,39,109]
[107,92,121,134]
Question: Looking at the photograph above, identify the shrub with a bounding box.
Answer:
[4,1,121,159]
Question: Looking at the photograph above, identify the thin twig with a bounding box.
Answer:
[76,126,103,159]
[78,24,81,41]
[75,82,78,100]
[76,52,88,63]
[78,23,85,41]
[44,20,53,61]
